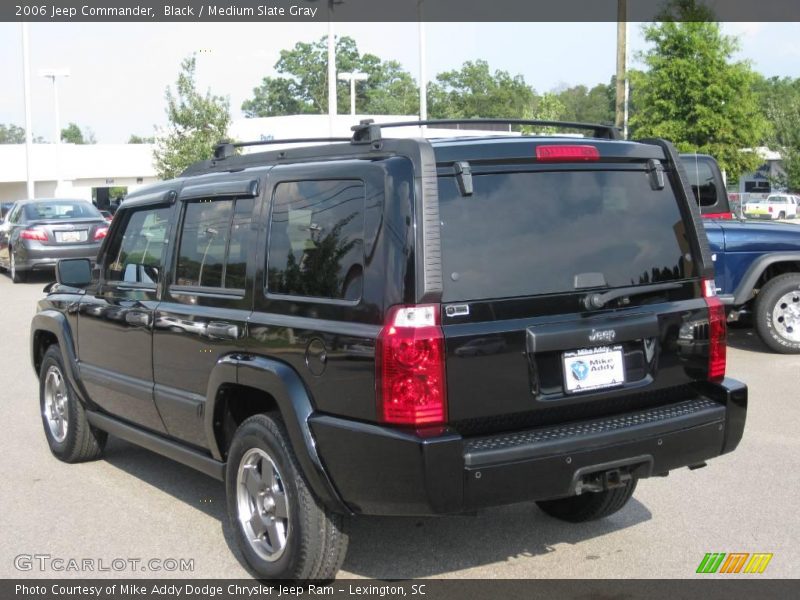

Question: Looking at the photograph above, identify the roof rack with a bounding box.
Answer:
[351,118,622,143]
[212,137,351,160]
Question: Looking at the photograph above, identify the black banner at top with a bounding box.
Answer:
[4,0,800,22]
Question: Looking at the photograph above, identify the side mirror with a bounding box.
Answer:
[56,258,93,288]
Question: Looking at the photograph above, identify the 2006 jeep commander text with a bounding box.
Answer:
[30,119,747,580]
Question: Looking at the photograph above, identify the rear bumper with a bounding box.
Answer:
[15,242,101,271]
[310,378,747,516]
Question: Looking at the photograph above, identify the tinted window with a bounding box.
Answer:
[175,198,254,289]
[681,158,718,207]
[439,170,694,302]
[105,207,171,284]
[24,200,102,220]
[7,204,22,224]
[267,180,365,300]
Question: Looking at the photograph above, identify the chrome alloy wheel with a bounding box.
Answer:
[10,251,16,280]
[773,290,800,343]
[43,366,69,443]
[236,447,290,561]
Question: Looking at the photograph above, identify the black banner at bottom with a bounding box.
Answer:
[4,579,799,600]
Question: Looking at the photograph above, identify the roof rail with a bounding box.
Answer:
[212,137,351,160]
[351,118,622,143]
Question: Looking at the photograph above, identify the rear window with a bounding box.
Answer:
[24,200,101,220]
[681,157,720,207]
[438,169,694,302]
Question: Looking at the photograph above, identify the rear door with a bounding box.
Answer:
[436,155,711,431]
[151,175,261,448]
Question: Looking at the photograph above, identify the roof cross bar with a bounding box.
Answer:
[213,137,351,160]
[351,118,622,143]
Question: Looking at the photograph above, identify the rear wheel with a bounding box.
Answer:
[536,478,637,523]
[39,345,107,462]
[754,273,800,353]
[225,413,348,580]
[10,249,26,283]
[778,211,786,220]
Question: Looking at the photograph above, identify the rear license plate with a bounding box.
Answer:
[563,345,625,394]
[56,230,85,243]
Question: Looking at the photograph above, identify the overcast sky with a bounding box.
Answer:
[1,21,799,143]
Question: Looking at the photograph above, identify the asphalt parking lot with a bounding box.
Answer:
[0,272,798,579]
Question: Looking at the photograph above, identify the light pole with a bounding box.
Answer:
[21,23,34,198]
[327,1,336,136]
[39,68,70,193]
[418,1,427,128]
[338,72,368,116]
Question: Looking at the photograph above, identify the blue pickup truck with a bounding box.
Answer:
[682,154,800,353]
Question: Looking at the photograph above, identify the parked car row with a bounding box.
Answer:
[0,198,108,283]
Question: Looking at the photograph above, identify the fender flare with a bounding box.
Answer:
[205,354,349,514]
[30,311,92,405]
[729,252,800,306]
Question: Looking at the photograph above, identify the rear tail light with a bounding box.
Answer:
[19,228,48,241]
[376,304,447,425]
[703,278,726,382]
[536,145,600,162]
[93,227,108,241]
[768,206,773,213]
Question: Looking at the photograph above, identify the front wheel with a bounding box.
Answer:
[39,345,107,462]
[754,273,800,353]
[225,414,348,580]
[536,478,637,523]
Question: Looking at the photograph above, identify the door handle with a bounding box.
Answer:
[125,311,151,327]
[206,322,239,340]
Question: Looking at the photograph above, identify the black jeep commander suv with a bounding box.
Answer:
[31,119,747,579]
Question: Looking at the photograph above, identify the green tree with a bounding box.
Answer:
[0,123,26,144]
[755,76,800,190]
[630,0,766,179]
[61,122,96,144]
[128,134,155,144]
[242,36,418,117]
[555,81,615,124]
[428,60,535,119]
[154,55,231,180]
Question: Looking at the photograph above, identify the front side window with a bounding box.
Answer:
[105,207,171,284]
[267,180,365,300]
[175,197,255,289]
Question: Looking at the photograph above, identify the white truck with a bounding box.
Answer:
[744,193,798,220]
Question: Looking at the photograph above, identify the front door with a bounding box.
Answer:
[77,201,175,433]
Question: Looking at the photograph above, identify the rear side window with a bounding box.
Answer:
[105,207,171,284]
[681,158,718,207]
[438,169,694,302]
[267,180,365,300]
[175,198,255,290]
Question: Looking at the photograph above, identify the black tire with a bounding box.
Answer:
[753,273,800,354]
[39,345,107,462]
[225,413,348,580]
[536,478,637,523]
[10,249,27,283]
[778,211,786,220]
